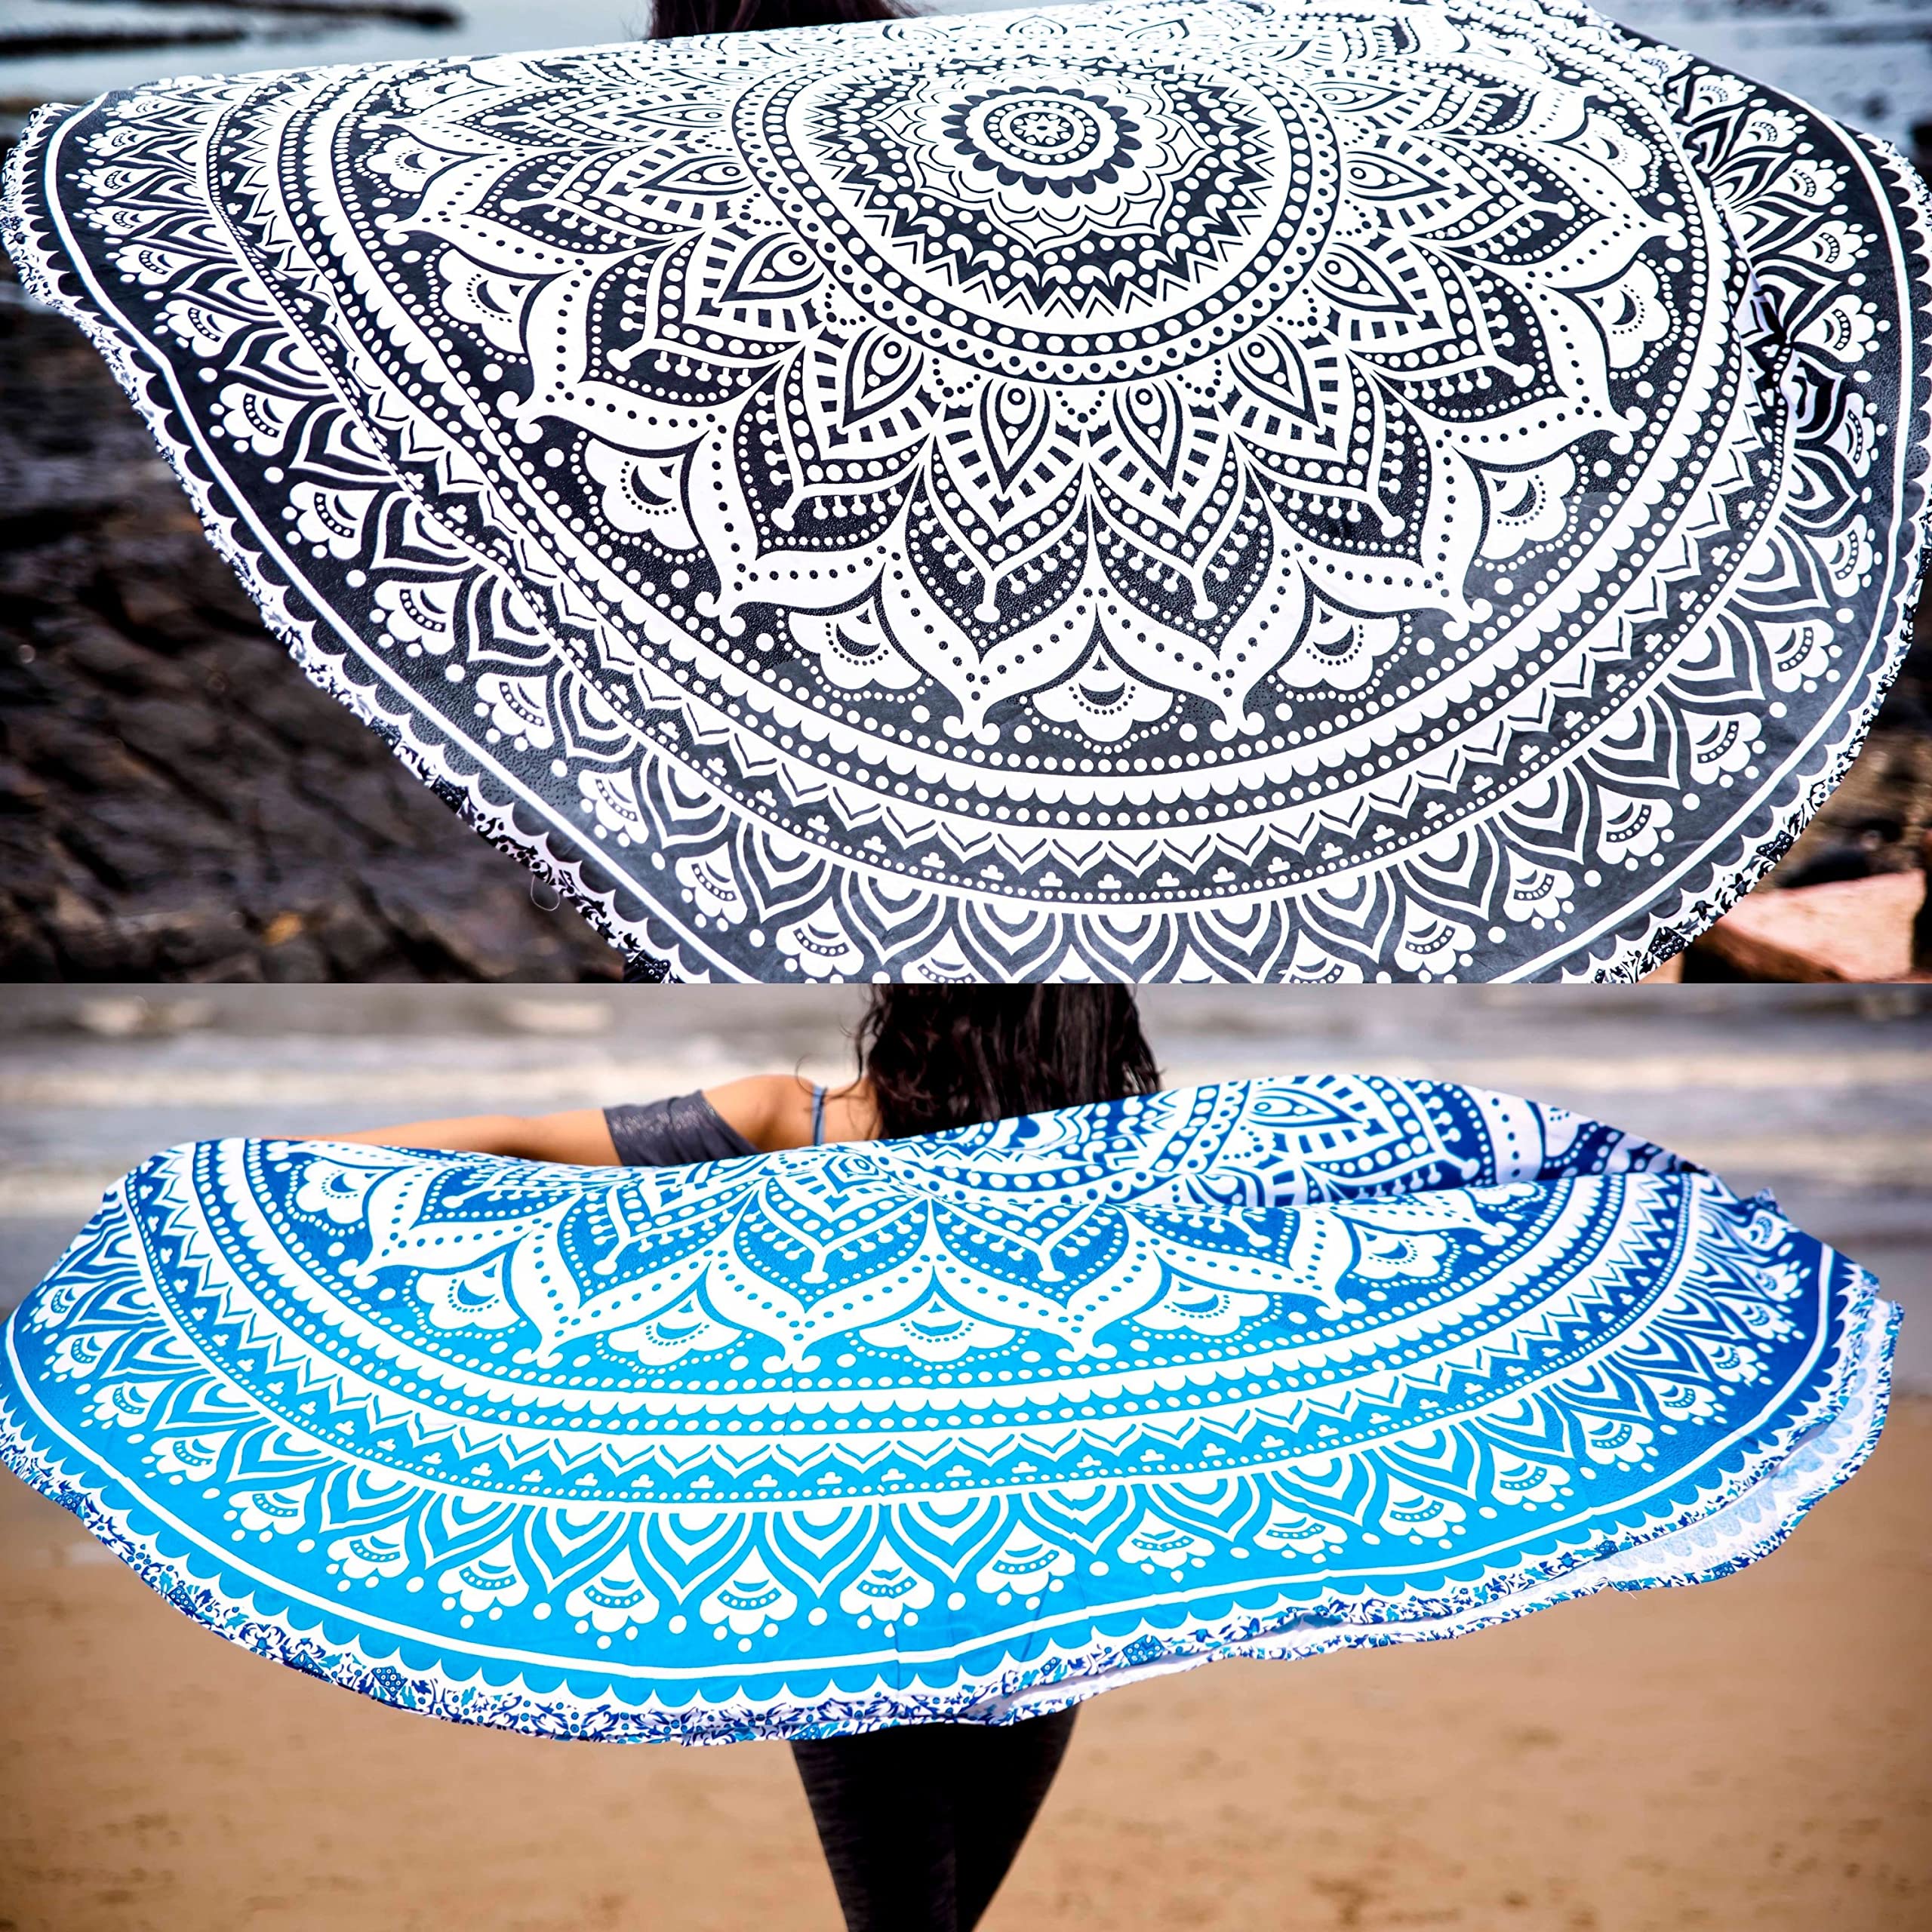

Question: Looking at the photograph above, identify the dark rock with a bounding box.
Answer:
[0,894,58,977]
[0,291,617,983]
[108,569,211,647]
[311,897,404,979]
[0,758,48,812]
[261,932,334,982]
[9,710,158,795]
[306,761,417,850]
[57,617,197,697]
[42,884,128,977]
[1770,730,1932,889]
[62,795,250,894]
[246,776,365,866]
[1915,834,1932,973]
[101,898,254,974]
[364,866,611,983]
[107,696,229,779]
[0,533,100,615]
[183,949,269,983]
[237,665,390,758]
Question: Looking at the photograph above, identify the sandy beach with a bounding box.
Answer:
[1,1396,1925,1932]
[1,988,1928,1932]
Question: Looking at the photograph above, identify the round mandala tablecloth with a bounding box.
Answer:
[8,1,1932,980]
[0,1079,1896,1740]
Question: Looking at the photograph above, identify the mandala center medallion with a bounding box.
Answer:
[950,87,1134,186]
[737,54,1339,380]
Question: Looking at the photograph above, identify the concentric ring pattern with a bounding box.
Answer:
[5,0,1930,977]
[0,1080,1896,1740]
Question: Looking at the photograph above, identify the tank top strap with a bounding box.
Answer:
[811,1083,827,1146]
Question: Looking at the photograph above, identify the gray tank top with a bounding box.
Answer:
[605,1084,828,1168]
[602,1093,755,1168]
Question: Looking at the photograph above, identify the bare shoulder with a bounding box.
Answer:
[702,1074,804,1152]
[703,1075,875,1152]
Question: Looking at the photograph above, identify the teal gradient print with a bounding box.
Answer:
[0,1079,1897,1741]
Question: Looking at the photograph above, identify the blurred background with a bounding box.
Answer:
[0,0,1927,147]
[5,982,1927,1378]
[1,0,1930,982]
[1,983,1927,1931]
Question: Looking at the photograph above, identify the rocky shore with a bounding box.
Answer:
[1,257,1927,982]
[0,272,621,980]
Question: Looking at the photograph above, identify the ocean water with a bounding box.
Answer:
[3,985,1929,1385]
[0,0,1025,112]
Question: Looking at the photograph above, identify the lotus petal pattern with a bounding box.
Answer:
[0,1078,1895,1740]
[6,0,1929,977]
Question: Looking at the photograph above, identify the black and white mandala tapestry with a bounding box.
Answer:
[7,0,1930,980]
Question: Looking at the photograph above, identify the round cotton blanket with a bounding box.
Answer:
[0,1079,1895,1740]
[5,0,1929,980]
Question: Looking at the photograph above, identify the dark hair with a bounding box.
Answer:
[853,989,1161,1141]
[649,0,897,36]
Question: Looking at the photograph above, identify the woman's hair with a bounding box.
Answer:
[853,989,1161,1140]
[649,0,897,36]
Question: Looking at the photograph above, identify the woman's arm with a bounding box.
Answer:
[314,1076,876,1164]
[318,1110,620,1163]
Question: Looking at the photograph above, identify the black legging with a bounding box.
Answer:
[790,1709,1078,1932]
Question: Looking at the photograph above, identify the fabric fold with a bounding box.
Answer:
[0,1078,1895,1742]
[7,0,1928,980]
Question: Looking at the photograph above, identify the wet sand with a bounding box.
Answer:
[2,1395,1925,1932]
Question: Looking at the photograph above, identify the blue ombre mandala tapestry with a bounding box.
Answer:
[0,1079,1897,1740]
[6,0,1930,981]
